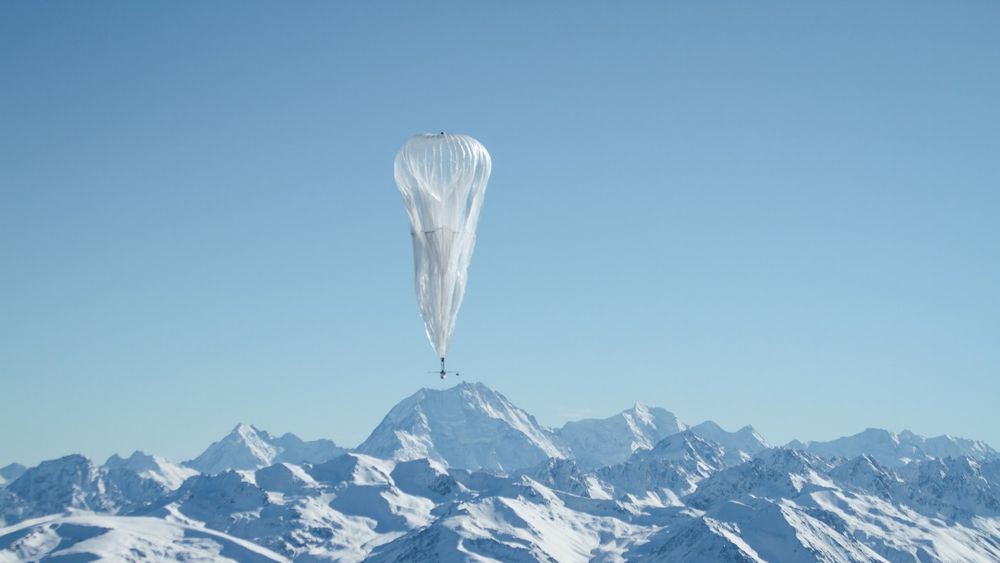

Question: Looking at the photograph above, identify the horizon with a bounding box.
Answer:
[3,2,998,468]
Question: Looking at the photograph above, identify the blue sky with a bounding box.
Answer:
[2,2,998,466]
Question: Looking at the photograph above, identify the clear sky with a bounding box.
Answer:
[2,2,998,467]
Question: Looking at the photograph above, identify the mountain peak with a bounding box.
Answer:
[356,381,569,471]
[229,423,273,447]
[0,462,27,487]
[6,455,95,499]
[861,427,899,443]
[104,450,196,490]
[628,402,656,425]
[688,420,770,458]
[645,430,722,461]
[106,450,156,466]
[830,453,899,496]
[232,422,261,435]
[184,424,344,474]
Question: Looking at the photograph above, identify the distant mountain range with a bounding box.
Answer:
[2,381,998,562]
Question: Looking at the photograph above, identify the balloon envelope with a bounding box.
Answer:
[394,133,492,358]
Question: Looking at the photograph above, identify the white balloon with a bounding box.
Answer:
[394,133,492,360]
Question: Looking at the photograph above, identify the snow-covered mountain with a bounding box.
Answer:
[184,423,346,474]
[105,450,198,490]
[129,452,442,561]
[365,476,657,563]
[900,429,998,460]
[558,402,684,469]
[0,463,25,487]
[356,382,570,471]
[651,449,1000,562]
[786,427,998,467]
[685,448,836,510]
[897,456,1000,519]
[598,430,728,501]
[688,420,770,465]
[0,454,165,526]
[3,381,1000,562]
[514,457,611,499]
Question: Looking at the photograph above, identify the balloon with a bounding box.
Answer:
[394,133,492,360]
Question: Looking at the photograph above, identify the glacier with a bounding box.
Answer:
[1,381,998,562]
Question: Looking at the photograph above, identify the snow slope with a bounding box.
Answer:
[367,477,657,563]
[0,513,288,562]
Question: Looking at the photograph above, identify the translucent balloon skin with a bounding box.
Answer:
[394,133,492,358]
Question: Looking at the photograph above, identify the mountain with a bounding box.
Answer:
[900,429,998,460]
[897,456,1000,519]
[632,512,767,562]
[828,453,900,498]
[0,454,165,526]
[0,513,287,562]
[366,477,653,563]
[641,449,1000,562]
[184,423,346,474]
[686,448,835,510]
[356,382,570,471]
[153,470,273,532]
[0,463,25,487]
[787,427,998,467]
[369,447,1000,563]
[137,453,441,561]
[598,430,728,501]
[254,462,320,495]
[104,450,197,490]
[514,457,610,499]
[558,403,684,469]
[636,497,885,563]
[390,458,462,499]
[688,421,770,465]
[269,432,348,466]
